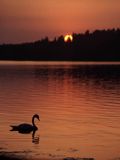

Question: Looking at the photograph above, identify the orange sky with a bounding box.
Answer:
[0,0,120,43]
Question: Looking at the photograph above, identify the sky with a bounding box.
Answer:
[0,0,120,44]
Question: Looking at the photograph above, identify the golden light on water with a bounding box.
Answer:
[64,34,73,42]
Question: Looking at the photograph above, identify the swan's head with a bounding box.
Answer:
[33,114,40,121]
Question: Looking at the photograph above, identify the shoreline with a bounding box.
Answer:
[0,152,94,160]
[0,60,120,65]
[0,155,95,160]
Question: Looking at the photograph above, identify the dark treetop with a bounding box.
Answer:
[0,28,120,61]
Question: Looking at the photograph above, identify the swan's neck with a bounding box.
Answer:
[32,117,36,127]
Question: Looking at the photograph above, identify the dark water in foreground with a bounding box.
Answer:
[0,62,120,160]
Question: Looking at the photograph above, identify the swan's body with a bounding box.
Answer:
[10,114,40,133]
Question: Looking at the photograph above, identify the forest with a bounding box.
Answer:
[0,28,120,61]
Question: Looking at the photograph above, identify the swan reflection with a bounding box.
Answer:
[32,130,39,144]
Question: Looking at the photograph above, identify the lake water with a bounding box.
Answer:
[0,61,120,160]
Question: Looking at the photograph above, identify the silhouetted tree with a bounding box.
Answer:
[0,28,120,61]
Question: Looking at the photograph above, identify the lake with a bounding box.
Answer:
[0,61,120,160]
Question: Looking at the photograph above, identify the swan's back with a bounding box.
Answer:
[11,123,38,133]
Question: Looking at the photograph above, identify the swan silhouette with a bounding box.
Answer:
[10,114,40,133]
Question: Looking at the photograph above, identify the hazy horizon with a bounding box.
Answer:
[0,0,120,43]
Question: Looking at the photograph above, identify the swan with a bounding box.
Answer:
[10,114,40,133]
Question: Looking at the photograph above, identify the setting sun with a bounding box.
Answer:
[64,34,73,42]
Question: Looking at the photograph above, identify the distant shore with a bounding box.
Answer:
[0,29,120,61]
[0,155,95,160]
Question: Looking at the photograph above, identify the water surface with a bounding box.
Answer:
[0,62,120,160]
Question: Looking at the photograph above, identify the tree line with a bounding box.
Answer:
[0,28,120,61]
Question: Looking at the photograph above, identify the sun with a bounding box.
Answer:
[64,34,73,42]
